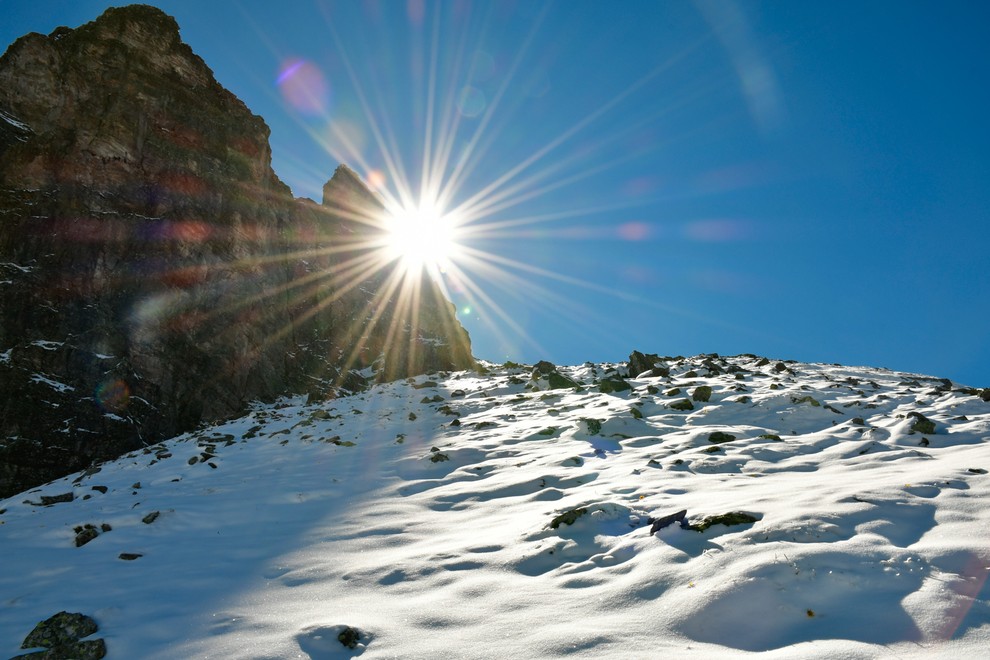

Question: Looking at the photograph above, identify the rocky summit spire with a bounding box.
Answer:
[0,5,473,498]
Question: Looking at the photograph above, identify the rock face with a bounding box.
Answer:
[0,5,473,498]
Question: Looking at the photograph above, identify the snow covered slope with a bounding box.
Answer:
[2,354,989,658]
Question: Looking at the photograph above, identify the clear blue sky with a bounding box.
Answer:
[3,1,988,386]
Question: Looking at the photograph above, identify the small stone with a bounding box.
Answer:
[685,511,760,532]
[337,626,361,649]
[91,486,108,494]
[692,386,713,402]
[430,452,450,463]
[550,507,588,529]
[532,360,557,376]
[708,431,737,444]
[548,371,580,390]
[39,493,74,506]
[74,527,99,547]
[411,380,439,389]
[142,511,160,524]
[580,418,603,435]
[670,399,694,411]
[599,377,632,394]
[908,412,936,435]
[118,553,143,561]
[628,350,665,378]
[408,412,417,421]
[649,509,687,533]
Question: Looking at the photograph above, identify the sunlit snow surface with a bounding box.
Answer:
[2,356,989,658]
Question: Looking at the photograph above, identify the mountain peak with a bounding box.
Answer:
[84,4,181,39]
[322,164,385,224]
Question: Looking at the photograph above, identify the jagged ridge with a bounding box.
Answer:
[0,5,472,498]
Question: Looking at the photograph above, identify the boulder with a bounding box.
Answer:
[17,611,105,659]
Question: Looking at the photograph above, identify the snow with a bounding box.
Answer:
[1,355,988,658]
[0,109,32,134]
[29,340,63,351]
[0,262,34,273]
[28,374,74,393]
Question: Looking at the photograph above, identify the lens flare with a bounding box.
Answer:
[95,378,130,412]
[457,86,486,118]
[277,58,330,115]
[617,221,652,241]
[366,169,386,190]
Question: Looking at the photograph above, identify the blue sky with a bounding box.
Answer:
[3,1,988,386]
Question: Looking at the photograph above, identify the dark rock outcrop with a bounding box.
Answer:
[16,611,106,659]
[0,5,473,497]
[627,350,669,378]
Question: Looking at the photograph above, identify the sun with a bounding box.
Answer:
[383,199,461,277]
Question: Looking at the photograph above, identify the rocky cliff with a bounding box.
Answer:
[0,4,473,498]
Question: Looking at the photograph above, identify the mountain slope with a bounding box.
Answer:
[2,353,989,658]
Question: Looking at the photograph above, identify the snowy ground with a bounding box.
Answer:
[2,354,989,658]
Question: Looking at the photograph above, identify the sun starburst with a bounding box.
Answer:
[382,198,461,279]
[240,2,746,368]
